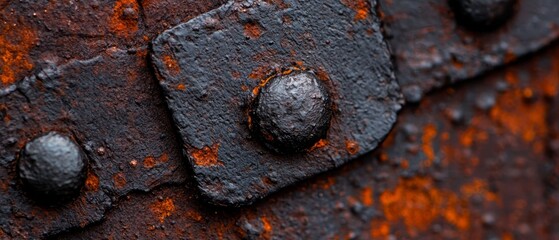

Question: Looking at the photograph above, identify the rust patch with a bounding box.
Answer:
[109,0,140,37]
[150,198,175,223]
[370,219,391,239]
[143,153,169,169]
[345,140,360,155]
[244,21,263,39]
[0,25,36,86]
[260,216,273,240]
[187,209,203,222]
[309,139,328,151]
[380,177,470,234]
[85,171,99,192]
[113,172,127,189]
[361,187,374,207]
[190,143,222,167]
[341,0,370,21]
[162,55,180,75]
[421,124,437,167]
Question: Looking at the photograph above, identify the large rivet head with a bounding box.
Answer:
[18,132,87,204]
[449,0,516,31]
[250,71,332,154]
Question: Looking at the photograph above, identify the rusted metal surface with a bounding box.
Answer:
[55,43,559,239]
[0,0,558,239]
[380,0,559,102]
[151,0,402,206]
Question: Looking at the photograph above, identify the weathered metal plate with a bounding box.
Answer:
[56,42,559,240]
[151,0,403,205]
[379,0,559,102]
[0,49,186,238]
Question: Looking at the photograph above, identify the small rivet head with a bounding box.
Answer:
[250,71,332,154]
[18,132,87,204]
[450,0,516,31]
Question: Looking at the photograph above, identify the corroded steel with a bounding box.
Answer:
[0,0,558,239]
[151,0,402,206]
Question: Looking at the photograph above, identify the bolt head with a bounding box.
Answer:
[250,71,332,154]
[450,0,516,31]
[18,132,87,204]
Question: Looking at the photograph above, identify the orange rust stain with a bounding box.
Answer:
[85,171,99,192]
[143,156,156,169]
[345,140,360,155]
[502,232,514,240]
[113,172,127,189]
[109,0,139,37]
[244,22,263,39]
[309,139,328,151]
[317,176,336,190]
[150,198,176,223]
[460,179,499,203]
[260,217,273,240]
[421,124,437,167]
[162,55,180,75]
[490,85,547,143]
[187,209,203,222]
[537,56,559,98]
[190,143,222,167]
[315,67,330,81]
[370,219,391,239]
[459,125,488,148]
[0,25,36,86]
[144,153,169,169]
[380,177,470,233]
[249,66,270,80]
[361,187,374,207]
[341,0,370,21]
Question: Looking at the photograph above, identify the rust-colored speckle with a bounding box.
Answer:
[85,171,99,192]
[0,25,36,86]
[144,156,156,169]
[190,143,222,167]
[460,179,499,203]
[345,140,360,155]
[113,172,127,189]
[370,219,391,239]
[380,177,470,233]
[260,217,273,240]
[421,124,437,167]
[162,55,180,75]
[244,22,263,39]
[309,139,328,151]
[490,82,547,143]
[109,0,139,37]
[144,153,170,169]
[150,198,175,223]
[341,0,370,21]
[187,209,203,222]
[361,187,374,207]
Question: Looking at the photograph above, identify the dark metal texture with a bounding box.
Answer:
[0,0,558,239]
[380,0,559,102]
[55,42,559,240]
[151,0,402,206]
[18,132,87,204]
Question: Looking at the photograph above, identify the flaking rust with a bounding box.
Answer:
[151,0,403,205]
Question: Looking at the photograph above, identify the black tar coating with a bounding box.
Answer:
[151,0,403,206]
[250,71,332,154]
[380,0,559,103]
[18,132,87,204]
[449,0,516,31]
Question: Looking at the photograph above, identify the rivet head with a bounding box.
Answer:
[18,132,87,204]
[449,0,516,31]
[250,71,332,154]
